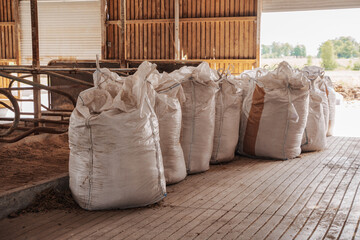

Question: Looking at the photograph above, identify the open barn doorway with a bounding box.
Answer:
[260,7,360,137]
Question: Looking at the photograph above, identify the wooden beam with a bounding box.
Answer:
[120,0,126,66]
[107,16,257,25]
[256,0,262,68]
[126,58,256,63]
[12,0,20,65]
[0,22,15,26]
[101,0,107,59]
[174,0,180,60]
[30,0,41,125]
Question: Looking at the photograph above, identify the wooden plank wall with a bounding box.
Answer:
[105,0,259,74]
[0,0,19,97]
[0,0,17,62]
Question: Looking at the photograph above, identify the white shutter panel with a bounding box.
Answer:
[20,0,101,65]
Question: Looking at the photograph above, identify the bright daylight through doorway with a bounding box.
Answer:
[260,8,360,137]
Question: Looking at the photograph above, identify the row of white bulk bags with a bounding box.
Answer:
[152,71,187,185]
[238,61,310,160]
[170,62,219,174]
[69,62,166,210]
[211,75,243,163]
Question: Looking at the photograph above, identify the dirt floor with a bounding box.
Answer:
[0,133,69,193]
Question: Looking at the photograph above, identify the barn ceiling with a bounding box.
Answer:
[262,0,360,12]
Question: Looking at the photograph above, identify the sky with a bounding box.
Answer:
[261,8,360,56]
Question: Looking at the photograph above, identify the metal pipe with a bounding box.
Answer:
[0,71,76,106]
[0,127,68,143]
[41,104,73,112]
[0,66,136,72]
[3,87,34,90]
[0,117,69,124]
[44,71,94,87]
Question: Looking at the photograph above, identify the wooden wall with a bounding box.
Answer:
[0,0,19,93]
[105,0,260,74]
[0,0,18,62]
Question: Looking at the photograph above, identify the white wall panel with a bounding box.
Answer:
[20,0,101,65]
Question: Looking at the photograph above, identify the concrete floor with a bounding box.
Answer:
[0,136,359,239]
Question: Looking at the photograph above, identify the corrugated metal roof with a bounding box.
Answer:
[20,0,101,65]
[263,0,360,12]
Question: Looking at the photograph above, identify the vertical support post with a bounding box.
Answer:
[30,0,41,125]
[101,0,107,60]
[13,0,20,65]
[120,0,126,67]
[174,0,180,60]
[13,0,21,98]
[256,0,262,68]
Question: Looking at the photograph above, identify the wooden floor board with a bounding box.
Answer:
[221,212,261,239]
[310,151,360,240]
[25,211,103,240]
[0,210,67,239]
[279,138,359,240]
[165,158,255,206]
[276,137,350,217]
[207,160,281,211]
[168,209,218,239]
[193,210,238,240]
[168,159,256,208]
[272,137,347,218]
[122,207,183,239]
[220,161,286,211]
[155,207,208,240]
[260,137,340,216]
[184,160,267,210]
[181,209,227,239]
[0,136,359,240]
[62,210,134,240]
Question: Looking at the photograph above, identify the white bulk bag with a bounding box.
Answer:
[302,66,330,132]
[171,62,219,174]
[211,76,243,163]
[154,72,187,185]
[238,61,310,160]
[69,62,166,210]
[301,87,327,152]
[323,76,336,136]
[236,68,268,99]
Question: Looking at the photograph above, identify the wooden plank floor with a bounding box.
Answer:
[1,136,360,240]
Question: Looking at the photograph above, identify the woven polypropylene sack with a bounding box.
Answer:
[154,72,187,185]
[69,62,166,210]
[211,78,243,163]
[173,62,219,174]
[301,88,327,152]
[302,66,330,133]
[315,78,330,133]
[238,62,310,160]
[324,76,336,136]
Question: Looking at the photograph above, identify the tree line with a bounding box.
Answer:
[261,42,306,58]
[318,36,360,59]
[318,36,360,70]
[262,36,360,70]
[262,36,360,59]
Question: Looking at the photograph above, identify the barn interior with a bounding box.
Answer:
[0,0,360,239]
